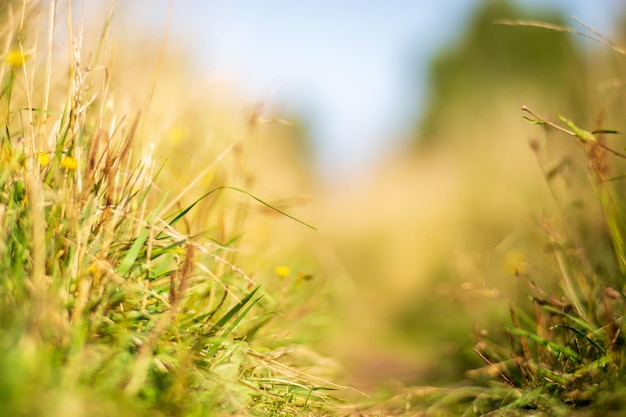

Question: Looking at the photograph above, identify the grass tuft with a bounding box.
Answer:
[377,19,626,417]
[0,2,339,416]
[415,99,626,417]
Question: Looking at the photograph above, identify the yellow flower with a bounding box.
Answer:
[5,49,28,67]
[38,153,50,167]
[274,266,291,279]
[60,155,78,171]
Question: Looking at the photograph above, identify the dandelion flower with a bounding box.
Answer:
[60,155,78,171]
[5,49,28,67]
[274,266,291,279]
[38,153,50,167]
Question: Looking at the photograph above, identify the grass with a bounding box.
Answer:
[467,109,626,415]
[0,2,347,416]
[346,115,626,416]
[384,53,626,417]
[5,2,626,417]
[329,18,626,417]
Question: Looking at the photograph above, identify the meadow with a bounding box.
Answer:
[2,1,626,416]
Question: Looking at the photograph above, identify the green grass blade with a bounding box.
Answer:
[540,305,597,333]
[551,324,606,355]
[223,186,319,231]
[211,286,261,334]
[507,327,582,363]
[117,225,151,276]
[204,294,262,359]
[165,186,319,232]
[192,286,261,353]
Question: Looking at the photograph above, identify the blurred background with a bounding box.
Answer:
[79,0,626,391]
[110,0,621,180]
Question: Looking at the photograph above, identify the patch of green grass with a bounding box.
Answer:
[462,108,626,416]
[354,21,626,417]
[0,2,343,416]
[397,89,626,417]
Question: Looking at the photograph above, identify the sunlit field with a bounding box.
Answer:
[3,1,626,416]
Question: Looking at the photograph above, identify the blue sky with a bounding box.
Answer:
[118,1,623,179]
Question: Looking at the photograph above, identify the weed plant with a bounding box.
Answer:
[0,2,342,416]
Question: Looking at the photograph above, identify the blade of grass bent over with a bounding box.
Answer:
[166,186,319,232]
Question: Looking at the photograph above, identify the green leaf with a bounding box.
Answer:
[523,116,546,125]
[558,115,596,143]
[117,224,151,276]
[507,327,582,363]
[551,324,606,355]
[204,295,260,359]
[591,129,619,135]
[165,186,319,232]
[192,286,262,354]
[540,305,596,333]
